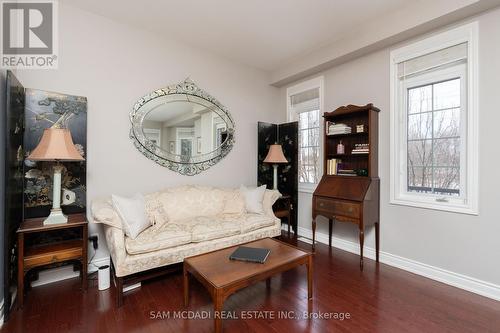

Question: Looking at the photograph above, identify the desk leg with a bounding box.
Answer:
[17,233,24,309]
[359,225,364,270]
[328,219,333,247]
[375,222,380,262]
[312,218,316,251]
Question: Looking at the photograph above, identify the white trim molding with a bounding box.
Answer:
[296,226,500,301]
[390,22,479,215]
[286,76,324,193]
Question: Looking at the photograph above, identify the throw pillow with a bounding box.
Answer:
[111,193,150,239]
[239,185,266,214]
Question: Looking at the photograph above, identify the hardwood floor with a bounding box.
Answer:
[3,234,500,333]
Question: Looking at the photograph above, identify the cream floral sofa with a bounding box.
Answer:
[91,185,281,305]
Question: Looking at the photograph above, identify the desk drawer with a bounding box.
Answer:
[24,240,83,270]
[24,248,82,269]
[315,198,360,218]
[335,215,360,225]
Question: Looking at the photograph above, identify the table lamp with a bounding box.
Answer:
[263,144,288,190]
[27,128,85,225]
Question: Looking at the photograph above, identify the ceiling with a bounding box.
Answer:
[65,0,413,71]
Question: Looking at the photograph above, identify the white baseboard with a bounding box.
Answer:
[296,226,500,301]
[31,266,80,287]
[31,256,110,288]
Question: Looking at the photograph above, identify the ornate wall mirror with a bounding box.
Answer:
[130,79,235,175]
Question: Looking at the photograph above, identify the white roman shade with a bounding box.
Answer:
[397,42,467,79]
[290,87,320,113]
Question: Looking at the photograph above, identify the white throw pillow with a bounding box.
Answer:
[111,193,150,239]
[239,185,266,214]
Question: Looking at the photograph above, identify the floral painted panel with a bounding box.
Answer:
[257,121,298,233]
[23,89,87,218]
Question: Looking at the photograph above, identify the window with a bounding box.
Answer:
[287,77,324,192]
[390,23,478,214]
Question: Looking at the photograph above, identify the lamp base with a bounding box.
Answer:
[272,164,278,190]
[43,208,68,225]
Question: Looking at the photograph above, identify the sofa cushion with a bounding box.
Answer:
[189,216,241,242]
[144,192,169,229]
[125,223,192,255]
[240,214,276,233]
[221,189,246,215]
[158,185,226,221]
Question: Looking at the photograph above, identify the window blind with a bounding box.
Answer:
[290,88,319,113]
[397,42,467,79]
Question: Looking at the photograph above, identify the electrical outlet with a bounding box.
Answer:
[88,235,98,250]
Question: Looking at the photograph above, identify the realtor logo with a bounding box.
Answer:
[1,0,58,69]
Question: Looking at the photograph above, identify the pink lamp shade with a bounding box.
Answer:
[27,128,85,161]
[263,144,288,164]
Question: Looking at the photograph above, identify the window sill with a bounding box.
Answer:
[390,197,478,215]
[298,184,317,194]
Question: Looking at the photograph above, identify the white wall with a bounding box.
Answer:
[282,8,500,287]
[15,4,280,262]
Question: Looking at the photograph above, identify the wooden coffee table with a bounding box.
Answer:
[183,237,313,333]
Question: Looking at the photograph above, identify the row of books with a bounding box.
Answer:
[352,143,369,154]
[327,159,359,176]
[326,158,340,175]
[327,122,351,135]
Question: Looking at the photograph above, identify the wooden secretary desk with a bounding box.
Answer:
[312,104,380,269]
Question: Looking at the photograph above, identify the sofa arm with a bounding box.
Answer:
[263,189,281,218]
[103,224,127,274]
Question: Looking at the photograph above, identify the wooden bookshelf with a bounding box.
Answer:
[324,104,379,177]
[312,104,380,270]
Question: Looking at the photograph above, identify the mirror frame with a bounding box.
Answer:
[130,79,235,176]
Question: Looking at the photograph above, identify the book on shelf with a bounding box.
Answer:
[337,169,357,176]
[326,158,341,175]
[352,143,369,154]
[327,122,352,135]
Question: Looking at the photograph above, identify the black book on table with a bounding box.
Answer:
[229,246,271,264]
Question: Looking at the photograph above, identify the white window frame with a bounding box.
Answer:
[287,76,324,193]
[390,22,479,215]
[143,128,161,145]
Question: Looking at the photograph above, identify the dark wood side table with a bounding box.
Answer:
[273,195,293,236]
[17,213,88,308]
